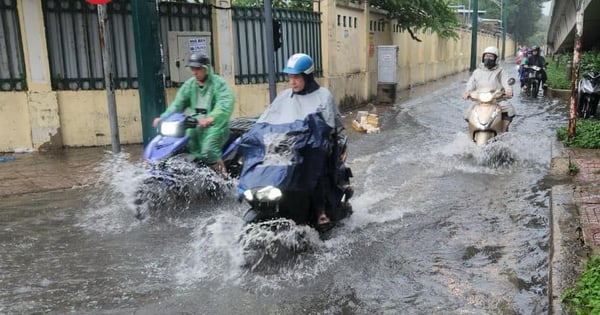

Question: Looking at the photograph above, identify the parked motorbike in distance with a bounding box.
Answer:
[466,78,515,146]
[577,70,600,119]
[134,113,255,219]
[521,64,543,98]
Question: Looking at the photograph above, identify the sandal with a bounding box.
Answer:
[317,212,331,231]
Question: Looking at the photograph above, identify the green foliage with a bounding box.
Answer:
[557,119,600,149]
[568,161,579,176]
[562,256,600,314]
[368,0,461,41]
[546,58,572,90]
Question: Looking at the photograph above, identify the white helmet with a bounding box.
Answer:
[481,46,499,62]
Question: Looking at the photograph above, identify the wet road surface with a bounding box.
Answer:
[0,67,569,314]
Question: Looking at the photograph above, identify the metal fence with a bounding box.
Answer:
[42,0,212,90]
[39,0,320,90]
[0,0,26,91]
[232,7,322,84]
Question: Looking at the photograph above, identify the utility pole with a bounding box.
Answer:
[131,0,166,146]
[470,0,479,72]
[264,0,277,102]
[568,1,584,139]
[97,4,121,153]
[501,0,508,60]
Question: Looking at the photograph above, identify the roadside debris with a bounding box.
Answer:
[351,110,380,134]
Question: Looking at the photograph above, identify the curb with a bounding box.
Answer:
[549,147,600,314]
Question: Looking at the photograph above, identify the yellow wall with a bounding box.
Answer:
[0,1,516,152]
[0,93,32,151]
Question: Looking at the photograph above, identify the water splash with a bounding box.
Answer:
[133,155,236,220]
[77,150,146,234]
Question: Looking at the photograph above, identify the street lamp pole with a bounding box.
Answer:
[501,0,508,60]
[490,0,507,60]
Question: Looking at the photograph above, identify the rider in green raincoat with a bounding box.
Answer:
[153,53,234,177]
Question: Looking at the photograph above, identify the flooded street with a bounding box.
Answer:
[0,68,569,314]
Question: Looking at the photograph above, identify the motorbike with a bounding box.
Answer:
[521,64,544,98]
[466,78,515,146]
[134,112,255,219]
[577,70,600,118]
[236,112,354,235]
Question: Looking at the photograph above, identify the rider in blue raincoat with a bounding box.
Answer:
[246,53,343,229]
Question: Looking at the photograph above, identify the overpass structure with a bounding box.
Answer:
[547,0,600,54]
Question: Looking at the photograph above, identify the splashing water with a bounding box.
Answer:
[77,150,147,234]
[238,218,321,273]
[133,154,236,220]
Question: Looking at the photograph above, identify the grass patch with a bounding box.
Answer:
[557,119,600,149]
[568,161,580,176]
[547,49,600,90]
[562,256,600,314]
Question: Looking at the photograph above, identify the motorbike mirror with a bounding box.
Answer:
[507,78,516,86]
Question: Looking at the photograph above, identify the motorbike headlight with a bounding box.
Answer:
[243,189,254,202]
[160,121,182,137]
[479,92,494,103]
[255,186,282,202]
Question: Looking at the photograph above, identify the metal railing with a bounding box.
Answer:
[0,0,27,91]
[232,7,322,84]
[42,0,212,90]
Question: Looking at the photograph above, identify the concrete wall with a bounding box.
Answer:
[0,0,515,152]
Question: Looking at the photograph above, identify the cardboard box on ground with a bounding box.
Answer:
[351,106,380,134]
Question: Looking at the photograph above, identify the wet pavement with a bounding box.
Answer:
[0,146,142,197]
[0,68,598,314]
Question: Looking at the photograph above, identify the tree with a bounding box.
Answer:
[369,0,461,41]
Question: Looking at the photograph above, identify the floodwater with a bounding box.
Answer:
[0,67,568,314]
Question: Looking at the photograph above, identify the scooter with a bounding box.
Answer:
[237,112,353,235]
[466,78,515,146]
[577,70,600,118]
[521,65,543,98]
[134,113,255,219]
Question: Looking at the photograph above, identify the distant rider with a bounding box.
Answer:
[462,46,515,132]
[257,53,343,230]
[152,53,234,178]
[525,45,547,90]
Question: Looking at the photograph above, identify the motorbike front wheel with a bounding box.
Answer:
[530,80,539,98]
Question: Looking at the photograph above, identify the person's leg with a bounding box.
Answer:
[199,129,229,179]
[464,103,476,122]
[500,101,516,132]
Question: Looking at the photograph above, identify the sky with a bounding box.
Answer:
[542,1,551,16]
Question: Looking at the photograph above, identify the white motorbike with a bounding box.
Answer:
[466,78,515,146]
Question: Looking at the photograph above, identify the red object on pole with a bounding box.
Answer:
[86,0,111,4]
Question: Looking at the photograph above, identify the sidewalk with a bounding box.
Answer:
[550,147,600,314]
[0,145,141,198]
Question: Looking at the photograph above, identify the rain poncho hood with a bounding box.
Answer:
[257,86,343,131]
[465,63,513,94]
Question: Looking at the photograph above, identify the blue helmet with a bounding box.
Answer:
[282,53,314,75]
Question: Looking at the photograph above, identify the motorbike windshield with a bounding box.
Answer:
[237,112,333,197]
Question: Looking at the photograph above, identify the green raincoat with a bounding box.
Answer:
[160,67,235,164]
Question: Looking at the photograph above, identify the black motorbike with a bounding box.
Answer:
[577,70,600,118]
[521,64,544,98]
[237,112,354,232]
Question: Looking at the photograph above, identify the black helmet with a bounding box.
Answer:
[187,53,210,68]
[531,46,540,53]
